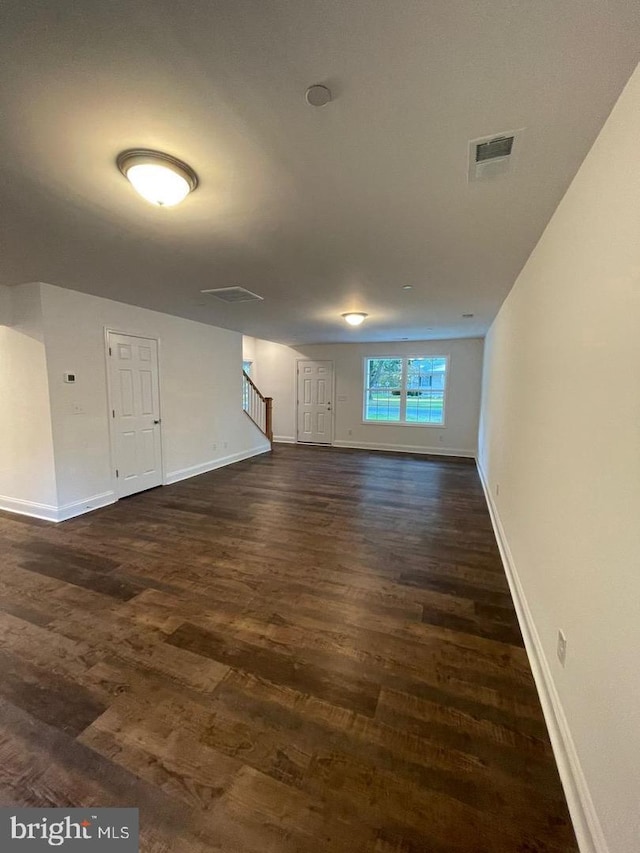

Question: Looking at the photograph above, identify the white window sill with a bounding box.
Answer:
[361,420,446,429]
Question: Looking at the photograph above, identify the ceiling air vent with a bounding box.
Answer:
[468,129,523,182]
[475,136,513,162]
[200,286,264,303]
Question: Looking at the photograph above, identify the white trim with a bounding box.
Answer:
[56,491,117,521]
[0,490,116,523]
[165,445,270,485]
[273,435,296,444]
[359,420,446,429]
[0,447,271,522]
[0,494,59,522]
[333,439,474,457]
[476,460,608,853]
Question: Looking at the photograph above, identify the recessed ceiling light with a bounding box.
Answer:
[402,285,413,291]
[305,84,332,107]
[401,337,409,340]
[462,313,474,318]
[117,149,198,207]
[342,312,368,326]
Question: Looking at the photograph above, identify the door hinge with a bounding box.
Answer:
[112,409,115,418]
[108,346,112,356]
[115,469,119,478]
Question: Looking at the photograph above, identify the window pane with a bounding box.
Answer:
[407,357,447,389]
[405,391,444,424]
[367,358,402,388]
[431,357,447,390]
[365,389,401,421]
[364,359,402,421]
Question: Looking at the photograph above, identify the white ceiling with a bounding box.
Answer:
[1,1,639,344]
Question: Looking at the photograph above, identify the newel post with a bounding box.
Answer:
[264,397,273,445]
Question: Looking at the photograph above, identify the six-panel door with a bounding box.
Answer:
[296,360,334,444]
[108,332,163,498]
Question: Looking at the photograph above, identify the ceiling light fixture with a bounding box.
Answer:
[402,285,413,291]
[462,313,474,318]
[117,149,198,207]
[342,312,368,327]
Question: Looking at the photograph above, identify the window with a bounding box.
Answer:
[242,361,253,410]
[364,356,447,425]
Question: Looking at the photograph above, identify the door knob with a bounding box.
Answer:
[153,419,161,424]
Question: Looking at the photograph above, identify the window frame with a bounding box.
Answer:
[362,355,449,428]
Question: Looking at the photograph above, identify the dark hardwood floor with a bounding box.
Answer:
[0,444,577,852]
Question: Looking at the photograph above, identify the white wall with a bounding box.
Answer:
[254,337,483,456]
[39,283,269,517]
[0,283,58,516]
[242,335,258,374]
[478,64,640,853]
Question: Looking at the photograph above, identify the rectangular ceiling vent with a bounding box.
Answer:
[475,135,513,162]
[200,286,264,303]
[468,129,523,182]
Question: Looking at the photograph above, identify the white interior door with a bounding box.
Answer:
[108,332,163,498]
[297,360,333,444]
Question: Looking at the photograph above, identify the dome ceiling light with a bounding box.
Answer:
[342,312,368,327]
[117,149,198,207]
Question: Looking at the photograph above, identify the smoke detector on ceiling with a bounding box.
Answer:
[200,286,264,303]
[468,129,523,182]
[305,84,332,107]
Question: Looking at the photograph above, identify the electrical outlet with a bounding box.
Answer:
[348,429,352,436]
[223,441,228,449]
[438,434,444,442]
[212,442,217,451]
[557,630,567,666]
[495,483,500,496]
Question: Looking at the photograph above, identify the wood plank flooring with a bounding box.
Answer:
[0,444,578,852]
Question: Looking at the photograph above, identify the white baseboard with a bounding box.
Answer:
[0,494,60,522]
[0,448,271,523]
[273,435,296,444]
[476,460,608,853]
[0,490,116,523]
[56,491,116,521]
[165,445,271,485]
[333,439,475,458]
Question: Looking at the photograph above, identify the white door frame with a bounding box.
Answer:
[295,359,335,445]
[104,328,165,497]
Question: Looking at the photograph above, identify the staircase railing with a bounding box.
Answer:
[242,370,273,444]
